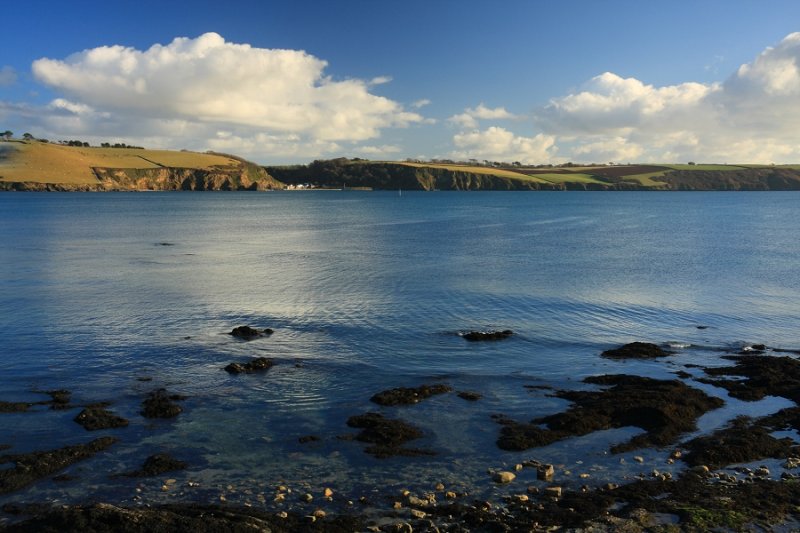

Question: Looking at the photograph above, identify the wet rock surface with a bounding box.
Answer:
[229,326,273,340]
[346,412,434,458]
[457,391,482,401]
[0,437,117,494]
[497,374,724,452]
[601,341,672,359]
[0,401,33,413]
[73,406,129,431]
[461,329,513,341]
[224,357,275,374]
[683,415,797,469]
[701,354,800,402]
[370,384,452,406]
[123,453,188,477]
[141,389,186,419]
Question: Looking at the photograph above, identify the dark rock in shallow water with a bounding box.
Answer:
[346,412,434,458]
[45,390,71,409]
[124,453,188,477]
[683,416,795,469]
[74,407,129,431]
[298,435,321,444]
[0,437,117,494]
[229,326,273,339]
[462,330,513,341]
[497,374,723,453]
[700,354,800,403]
[458,391,482,401]
[141,389,185,419]
[224,357,274,374]
[601,342,671,359]
[370,383,452,406]
[0,401,34,413]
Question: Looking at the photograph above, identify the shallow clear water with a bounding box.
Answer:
[1,191,799,510]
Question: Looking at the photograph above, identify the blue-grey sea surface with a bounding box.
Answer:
[1,191,799,509]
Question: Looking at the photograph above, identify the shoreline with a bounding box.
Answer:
[3,340,800,531]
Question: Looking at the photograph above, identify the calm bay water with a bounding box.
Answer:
[1,191,799,510]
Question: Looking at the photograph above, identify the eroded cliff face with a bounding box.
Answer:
[0,162,284,191]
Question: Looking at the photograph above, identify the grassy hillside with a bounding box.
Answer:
[0,141,283,191]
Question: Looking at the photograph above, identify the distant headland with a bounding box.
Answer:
[3,137,800,191]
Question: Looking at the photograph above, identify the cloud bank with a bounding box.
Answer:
[25,32,424,159]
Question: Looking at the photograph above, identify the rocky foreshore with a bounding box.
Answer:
[3,338,800,531]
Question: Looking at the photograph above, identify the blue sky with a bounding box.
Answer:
[2,0,800,164]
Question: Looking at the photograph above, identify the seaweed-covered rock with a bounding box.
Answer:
[370,384,452,406]
[462,330,513,341]
[346,412,433,458]
[683,416,796,469]
[0,437,118,494]
[700,355,800,403]
[74,407,129,431]
[229,326,273,339]
[141,389,185,419]
[601,342,671,359]
[123,453,188,477]
[223,357,274,374]
[0,401,33,413]
[498,375,723,453]
[458,391,482,401]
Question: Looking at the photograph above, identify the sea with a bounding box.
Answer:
[1,190,799,513]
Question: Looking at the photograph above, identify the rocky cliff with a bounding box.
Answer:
[0,159,283,191]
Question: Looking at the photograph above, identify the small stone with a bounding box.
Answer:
[274,493,285,502]
[410,509,426,519]
[537,464,555,481]
[445,491,457,499]
[633,456,644,463]
[544,486,562,499]
[670,449,682,459]
[393,501,403,509]
[276,511,288,519]
[165,479,176,485]
[435,483,445,491]
[527,486,539,495]
[219,495,226,502]
[306,515,316,523]
[579,473,590,479]
[313,509,326,519]
[324,487,334,498]
[692,465,710,475]
[187,481,199,487]
[514,463,523,471]
[604,483,619,491]
[784,457,800,469]
[401,489,411,497]
[522,459,541,468]
[408,495,428,507]
[277,485,288,492]
[303,493,313,502]
[161,485,169,492]
[514,494,529,502]
[493,471,516,484]
[756,466,770,477]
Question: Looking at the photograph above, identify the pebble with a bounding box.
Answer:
[514,463,523,471]
[692,465,710,475]
[537,464,554,481]
[274,494,285,502]
[493,471,516,484]
[160,485,169,492]
[165,479,176,485]
[410,509,426,519]
[303,493,313,502]
[445,491,457,499]
[785,457,800,469]
[393,501,403,509]
[313,509,326,519]
[514,494,529,502]
[579,473,590,479]
[633,456,644,463]
[435,483,445,491]
[276,511,288,519]
[323,487,334,498]
[219,495,226,502]
[544,486,562,499]
[408,495,428,507]
[186,481,200,488]
[527,486,539,495]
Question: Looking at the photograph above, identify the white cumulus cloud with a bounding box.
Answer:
[536,32,800,163]
[448,103,518,129]
[24,32,426,161]
[451,126,556,164]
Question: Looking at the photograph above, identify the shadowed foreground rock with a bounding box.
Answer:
[601,342,671,359]
[701,354,800,403]
[498,375,724,453]
[0,437,117,494]
[2,503,364,532]
[370,383,452,406]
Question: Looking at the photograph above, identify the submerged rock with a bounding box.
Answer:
[229,326,273,340]
[0,437,118,494]
[123,453,188,477]
[0,401,34,413]
[141,389,185,419]
[224,357,274,374]
[457,391,482,401]
[601,342,672,359]
[497,374,723,453]
[370,384,452,406]
[346,412,434,458]
[462,330,513,341]
[74,407,129,431]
